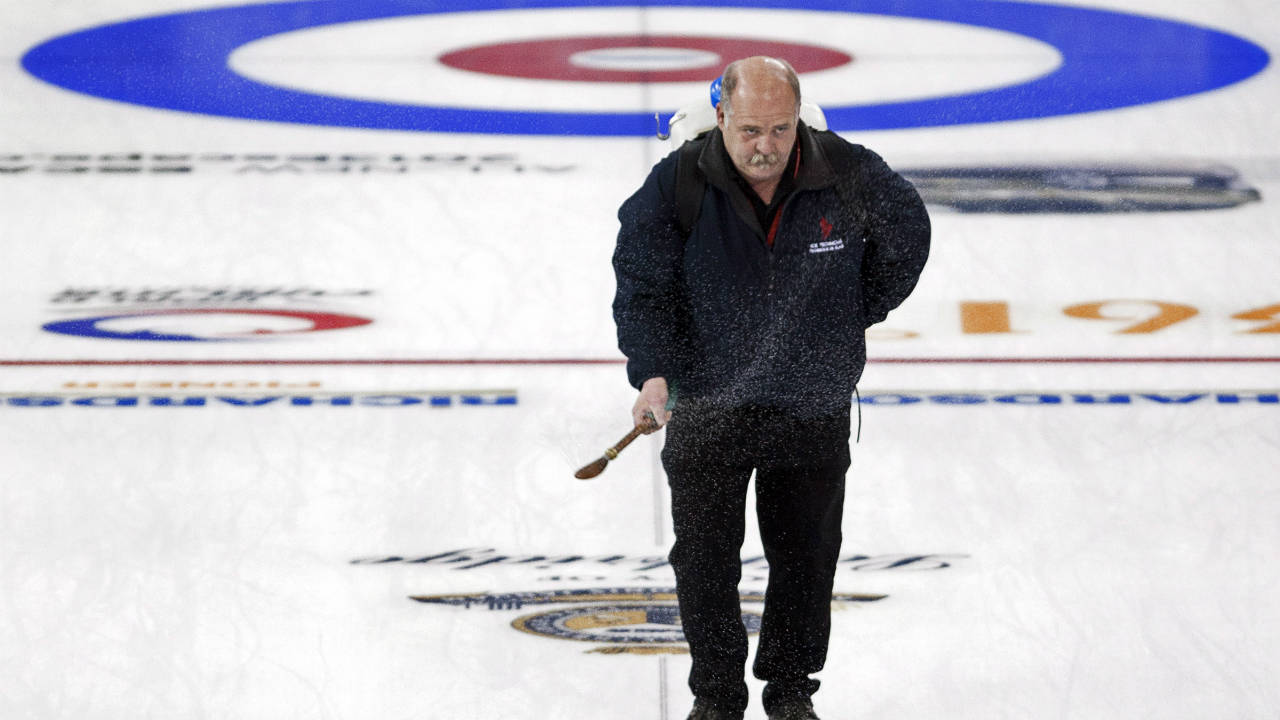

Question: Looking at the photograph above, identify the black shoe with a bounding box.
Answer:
[686,699,744,720]
[767,698,820,720]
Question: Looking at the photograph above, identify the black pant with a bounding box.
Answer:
[661,404,851,714]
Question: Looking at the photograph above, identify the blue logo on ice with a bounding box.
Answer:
[513,603,733,645]
[20,0,1269,135]
[410,588,884,653]
[42,308,372,342]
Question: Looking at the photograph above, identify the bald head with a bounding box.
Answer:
[719,56,801,118]
[715,56,802,200]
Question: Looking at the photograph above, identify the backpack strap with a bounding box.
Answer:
[674,137,707,237]
[811,129,868,229]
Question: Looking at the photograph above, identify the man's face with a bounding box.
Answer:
[717,85,798,188]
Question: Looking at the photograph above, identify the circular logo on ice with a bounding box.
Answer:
[511,603,762,644]
[19,0,1269,135]
[42,308,373,342]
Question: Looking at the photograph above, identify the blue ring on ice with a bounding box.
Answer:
[20,0,1271,136]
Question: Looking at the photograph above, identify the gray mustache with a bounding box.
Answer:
[748,152,780,167]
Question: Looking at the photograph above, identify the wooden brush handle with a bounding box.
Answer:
[604,424,646,459]
[575,417,659,479]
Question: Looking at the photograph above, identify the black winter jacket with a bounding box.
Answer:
[612,123,930,416]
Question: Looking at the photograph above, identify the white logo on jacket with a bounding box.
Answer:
[808,238,846,254]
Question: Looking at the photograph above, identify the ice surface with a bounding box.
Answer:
[2,1,1278,718]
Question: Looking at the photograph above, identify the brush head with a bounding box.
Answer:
[574,457,608,480]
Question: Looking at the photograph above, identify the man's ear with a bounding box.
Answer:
[716,104,726,130]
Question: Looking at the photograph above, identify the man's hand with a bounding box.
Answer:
[632,377,671,433]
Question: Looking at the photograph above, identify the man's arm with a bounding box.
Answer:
[612,154,690,428]
[855,153,931,326]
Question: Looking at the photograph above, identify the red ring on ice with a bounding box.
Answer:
[438,35,852,82]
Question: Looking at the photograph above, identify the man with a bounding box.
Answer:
[612,57,929,720]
